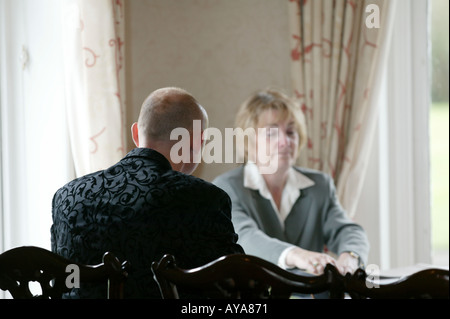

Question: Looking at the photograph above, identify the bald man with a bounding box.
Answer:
[51,87,244,298]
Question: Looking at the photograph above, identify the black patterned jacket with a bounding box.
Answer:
[51,147,244,298]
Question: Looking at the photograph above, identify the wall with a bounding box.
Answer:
[125,0,292,181]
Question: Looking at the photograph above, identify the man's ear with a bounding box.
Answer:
[131,122,139,147]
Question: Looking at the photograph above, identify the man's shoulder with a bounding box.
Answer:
[54,150,162,193]
[168,170,228,197]
[54,170,102,194]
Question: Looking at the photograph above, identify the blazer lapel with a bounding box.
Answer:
[284,189,313,244]
[249,190,287,241]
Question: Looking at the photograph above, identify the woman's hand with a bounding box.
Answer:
[285,247,337,275]
[336,252,359,275]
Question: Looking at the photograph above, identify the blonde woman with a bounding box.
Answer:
[213,88,369,276]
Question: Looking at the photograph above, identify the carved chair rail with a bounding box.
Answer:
[151,253,449,299]
[0,246,129,299]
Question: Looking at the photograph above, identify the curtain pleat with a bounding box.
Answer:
[62,0,126,177]
[288,0,394,216]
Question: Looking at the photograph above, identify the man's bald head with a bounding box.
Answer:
[137,87,207,145]
[131,87,208,174]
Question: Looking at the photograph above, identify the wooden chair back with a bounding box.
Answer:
[345,267,449,299]
[151,253,449,299]
[0,246,129,299]
[151,253,335,299]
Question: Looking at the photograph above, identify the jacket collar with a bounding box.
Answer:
[123,147,172,171]
[243,162,315,194]
[243,162,315,224]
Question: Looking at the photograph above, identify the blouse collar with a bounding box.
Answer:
[243,162,315,225]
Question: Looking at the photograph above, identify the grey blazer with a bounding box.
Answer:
[213,165,369,267]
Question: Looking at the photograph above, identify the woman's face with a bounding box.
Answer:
[254,109,299,174]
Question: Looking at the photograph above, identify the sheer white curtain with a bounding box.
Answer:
[62,0,126,177]
[0,0,126,255]
[287,0,395,216]
[0,0,74,252]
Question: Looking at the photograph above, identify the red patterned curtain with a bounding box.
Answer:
[62,0,126,176]
[288,0,394,216]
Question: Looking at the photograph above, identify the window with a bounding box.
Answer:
[355,0,435,270]
[430,0,449,266]
[0,0,74,252]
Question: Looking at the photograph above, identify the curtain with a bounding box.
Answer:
[0,0,76,253]
[62,0,126,177]
[288,0,394,217]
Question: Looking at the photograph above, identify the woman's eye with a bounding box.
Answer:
[266,128,278,137]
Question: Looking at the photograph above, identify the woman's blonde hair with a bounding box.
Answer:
[235,88,307,162]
